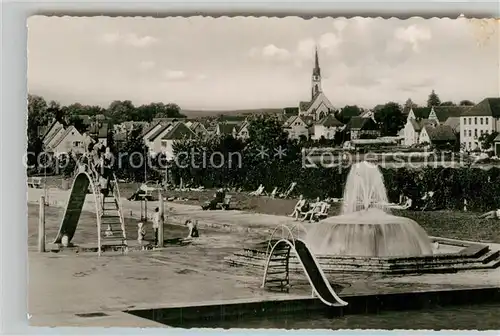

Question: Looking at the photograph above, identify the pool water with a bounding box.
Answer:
[172,303,500,330]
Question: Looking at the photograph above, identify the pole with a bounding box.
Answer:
[38,196,46,252]
[158,190,164,248]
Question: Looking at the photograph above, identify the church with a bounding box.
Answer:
[298,48,335,121]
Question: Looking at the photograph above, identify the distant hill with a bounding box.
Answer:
[181,108,283,118]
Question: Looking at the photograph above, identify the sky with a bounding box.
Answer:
[28,16,499,111]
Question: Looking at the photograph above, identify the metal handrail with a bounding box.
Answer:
[265,224,296,261]
[112,172,127,242]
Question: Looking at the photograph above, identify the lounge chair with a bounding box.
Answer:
[249,184,264,196]
[279,182,296,199]
[266,187,278,198]
[301,202,329,222]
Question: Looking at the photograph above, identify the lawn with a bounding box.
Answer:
[37,176,500,244]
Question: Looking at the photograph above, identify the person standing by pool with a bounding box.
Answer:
[185,219,199,238]
[153,207,160,245]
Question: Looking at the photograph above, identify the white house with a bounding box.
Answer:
[419,124,457,148]
[159,122,196,159]
[283,115,309,140]
[310,114,344,140]
[46,126,86,156]
[460,98,500,150]
[146,123,174,155]
[142,122,163,148]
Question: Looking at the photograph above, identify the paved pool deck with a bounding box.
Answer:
[27,188,500,328]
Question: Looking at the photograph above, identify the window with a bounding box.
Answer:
[464,118,467,125]
[480,130,484,136]
[486,118,489,125]
[468,130,472,137]
[480,118,483,125]
[475,117,478,124]
[464,129,467,137]
[469,118,472,124]
[474,129,478,137]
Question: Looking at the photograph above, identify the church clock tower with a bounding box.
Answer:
[311,47,322,99]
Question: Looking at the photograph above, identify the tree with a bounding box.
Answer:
[479,131,499,151]
[460,100,475,106]
[427,90,441,107]
[374,102,405,136]
[440,101,456,106]
[68,115,88,134]
[403,98,418,114]
[106,100,135,124]
[337,105,361,124]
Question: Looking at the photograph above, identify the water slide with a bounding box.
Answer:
[265,239,348,307]
[53,172,98,244]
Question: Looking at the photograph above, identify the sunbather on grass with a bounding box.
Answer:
[479,209,500,219]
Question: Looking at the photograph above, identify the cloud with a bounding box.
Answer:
[318,32,342,54]
[100,33,120,44]
[333,19,348,33]
[138,60,155,70]
[123,33,158,48]
[164,70,187,81]
[249,44,291,61]
[98,32,158,48]
[394,25,432,52]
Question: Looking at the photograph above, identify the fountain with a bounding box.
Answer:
[305,161,433,257]
[226,160,500,274]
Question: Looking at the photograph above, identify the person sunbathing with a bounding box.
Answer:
[479,209,500,219]
[401,196,413,210]
[289,195,306,219]
[202,189,225,210]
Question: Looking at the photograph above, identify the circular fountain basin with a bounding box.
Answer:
[305,208,433,257]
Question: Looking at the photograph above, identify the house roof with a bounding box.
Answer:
[318,114,343,127]
[217,123,237,135]
[443,117,460,133]
[50,126,79,150]
[43,125,64,146]
[299,91,322,111]
[412,107,432,119]
[148,123,173,141]
[235,120,249,133]
[462,98,500,117]
[432,106,467,122]
[411,118,438,132]
[425,125,457,142]
[41,119,59,140]
[494,133,500,142]
[152,117,187,124]
[161,122,196,140]
[283,115,305,128]
[141,122,161,137]
[348,116,377,130]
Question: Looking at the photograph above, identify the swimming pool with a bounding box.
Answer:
[169,303,500,330]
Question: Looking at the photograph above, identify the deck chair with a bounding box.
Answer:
[279,182,296,198]
[249,184,264,196]
[217,195,232,210]
[312,203,330,221]
[301,203,323,222]
[267,187,278,198]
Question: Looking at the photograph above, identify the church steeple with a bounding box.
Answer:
[311,46,322,99]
